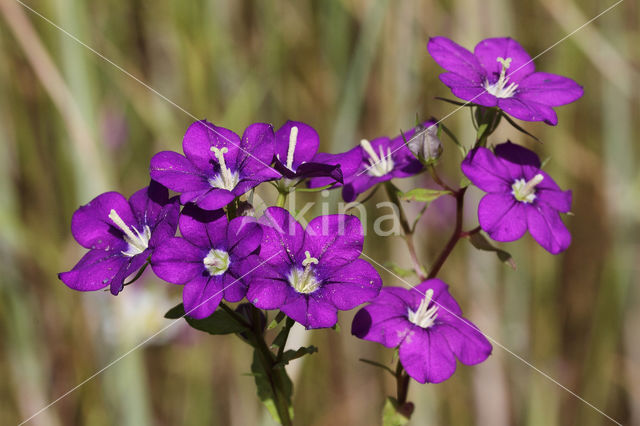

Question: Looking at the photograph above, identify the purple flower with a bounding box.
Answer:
[272,120,342,183]
[150,120,281,210]
[309,126,425,202]
[427,37,583,125]
[461,141,572,254]
[151,205,262,319]
[247,207,382,329]
[352,279,492,384]
[59,182,179,295]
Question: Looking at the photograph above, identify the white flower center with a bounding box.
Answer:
[203,249,230,276]
[209,146,239,191]
[407,289,439,329]
[360,139,394,177]
[288,250,320,294]
[483,57,518,99]
[511,173,544,203]
[108,209,151,257]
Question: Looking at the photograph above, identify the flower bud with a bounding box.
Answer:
[407,123,442,164]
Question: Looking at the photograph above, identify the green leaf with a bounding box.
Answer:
[330,323,341,332]
[267,311,286,330]
[164,303,185,319]
[275,345,318,368]
[468,233,516,269]
[382,398,412,426]
[410,203,429,233]
[383,262,415,278]
[187,309,249,335]
[271,317,295,349]
[251,349,293,424]
[434,96,472,107]
[398,188,450,203]
[540,156,551,169]
[476,123,489,141]
[501,112,541,142]
[358,358,395,376]
[459,175,471,189]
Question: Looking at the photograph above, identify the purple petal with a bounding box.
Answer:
[526,204,571,254]
[352,306,411,348]
[478,193,528,242]
[461,147,511,193]
[225,256,258,302]
[517,72,583,106]
[227,216,262,257]
[412,279,462,317]
[308,149,362,188]
[128,181,169,227]
[275,121,319,170]
[70,191,132,251]
[427,37,486,84]
[279,294,309,326]
[306,295,338,329]
[438,72,498,107]
[304,214,363,268]
[191,188,236,211]
[293,161,343,183]
[148,197,180,249]
[149,151,210,192]
[150,237,205,284]
[498,97,558,125]
[535,171,572,212]
[110,253,149,295]
[247,275,291,309]
[59,250,127,291]
[182,120,233,171]
[437,321,492,366]
[399,328,457,384]
[258,207,305,266]
[474,37,535,82]
[494,141,541,168]
[342,175,383,203]
[178,204,228,249]
[236,123,279,177]
[320,259,382,309]
[183,275,225,319]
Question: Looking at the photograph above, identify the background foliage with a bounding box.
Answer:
[0,0,638,424]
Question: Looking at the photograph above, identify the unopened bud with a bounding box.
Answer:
[407,124,442,164]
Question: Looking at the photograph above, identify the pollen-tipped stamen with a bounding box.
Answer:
[484,56,518,99]
[360,139,394,177]
[108,209,151,256]
[210,146,238,190]
[407,288,439,329]
[289,250,320,294]
[286,126,299,170]
[512,173,544,203]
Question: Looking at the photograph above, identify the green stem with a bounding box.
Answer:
[384,182,426,280]
[276,191,287,208]
[227,199,237,219]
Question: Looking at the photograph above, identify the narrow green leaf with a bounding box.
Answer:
[185,309,249,335]
[476,123,489,141]
[358,358,395,376]
[331,323,341,332]
[275,345,318,368]
[398,188,450,203]
[251,350,293,424]
[468,233,516,269]
[271,317,295,349]
[501,112,541,142]
[382,397,411,426]
[164,303,185,319]
[434,96,472,107]
[267,311,286,330]
[439,122,467,156]
[459,175,471,189]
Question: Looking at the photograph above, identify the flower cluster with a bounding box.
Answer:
[59,34,582,424]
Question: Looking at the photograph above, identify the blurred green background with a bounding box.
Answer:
[1,0,638,425]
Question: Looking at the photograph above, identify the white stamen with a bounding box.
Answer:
[209,146,239,190]
[203,249,230,276]
[289,251,321,294]
[511,173,544,203]
[484,56,519,99]
[286,126,298,170]
[407,289,439,329]
[360,139,394,177]
[108,209,151,257]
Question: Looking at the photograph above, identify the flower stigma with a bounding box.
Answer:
[285,126,298,170]
[360,139,394,177]
[407,289,439,329]
[511,173,544,203]
[288,250,320,294]
[484,56,518,99]
[209,146,239,190]
[203,249,230,276]
[108,209,151,257]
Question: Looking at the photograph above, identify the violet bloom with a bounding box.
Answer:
[272,120,342,184]
[151,205,262,319]
[309,125,426,202]
[352,279,492,384]
[427,37,583,125]
[462,141,572,254]
[59,182,179,295]
[150,120,281,210]
[247,207,382,329]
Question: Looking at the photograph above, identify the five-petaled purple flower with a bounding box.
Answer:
[150,120,281,210]
[309,125,427,202]
[272,120,342,184]
[427,37,583,125]
[59,182,179,295]
[151,205,262,319]
[462,141,572,254]
[247,207,382,329]
[352,279,492,384]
